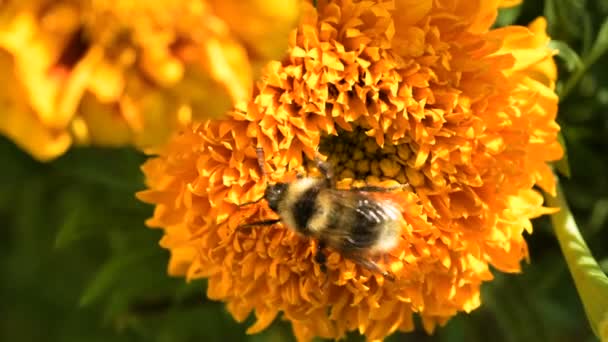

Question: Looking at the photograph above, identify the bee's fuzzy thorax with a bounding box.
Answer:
[276,177,324,234]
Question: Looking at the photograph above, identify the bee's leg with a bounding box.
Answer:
[314,240,328,273]
[314,241,332,289]
[344,253,395,282]
[350,184,408,193]
[238,219,281,229]
[256,147,267,175]
[312,153,335,186]
[316,159,333,180]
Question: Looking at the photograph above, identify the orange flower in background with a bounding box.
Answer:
[0,0,300,161]
[138,0,562,340]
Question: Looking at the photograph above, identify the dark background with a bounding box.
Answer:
[1,1,607,341]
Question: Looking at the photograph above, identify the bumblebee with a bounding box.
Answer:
[242,148,404,281]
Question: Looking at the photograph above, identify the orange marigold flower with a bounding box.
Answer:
[138,0,562,340]
[0,0,300,161]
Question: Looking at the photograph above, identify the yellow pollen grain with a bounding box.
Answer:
[340,152,350,163]
[344,159,355,171]
[382,144,396,155]
[406,168,425,187]
[364,139,379,154]
[370,160,381,176]
[366,175,381,184]
[396,169,408,184]
[327,154,340,167]
[356,159,370,174]
[379,158,400,177]
[397,144,411,160]
[339,168,355,180]
[352,148,364,160]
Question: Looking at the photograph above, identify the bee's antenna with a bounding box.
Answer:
[256,147,267,177]
[239,197,264,207]
[313,150,334,187]
[239,219,281,229]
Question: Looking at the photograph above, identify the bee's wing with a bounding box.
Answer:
[332,189,403,224]
[322,189,399,281]
[323,189,402,250]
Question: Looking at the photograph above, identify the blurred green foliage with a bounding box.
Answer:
[2,1,608,341]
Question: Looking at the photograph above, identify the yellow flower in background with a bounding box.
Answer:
[138,0,562,340]
[0,0,300,161]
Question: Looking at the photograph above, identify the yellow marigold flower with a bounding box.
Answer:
[138,0,562,340]
[0,0,299,161]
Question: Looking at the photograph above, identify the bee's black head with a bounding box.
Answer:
[264,183,288,212]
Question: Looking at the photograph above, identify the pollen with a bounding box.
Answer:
[318,128,413,187]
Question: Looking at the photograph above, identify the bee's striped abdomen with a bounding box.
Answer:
[324,193,400,253]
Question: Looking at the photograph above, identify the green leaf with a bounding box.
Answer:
[495,5,522,28]
[54,207,86,249]
[437,315,466,342]
[581,11,594,56]
[545,182,608,341]
[560,16,608,100]
[173,279,205,302]
[544,0,585,38]
[586,16,608,66]
[588,198,608,237]
[550,40,584,72]
[51,147,145,192]
[600,259,608,274]
[80,251,155,307]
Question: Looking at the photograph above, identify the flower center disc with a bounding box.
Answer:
[317,127,415,189]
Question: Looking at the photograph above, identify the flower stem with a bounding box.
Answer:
[545,181,608,341]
